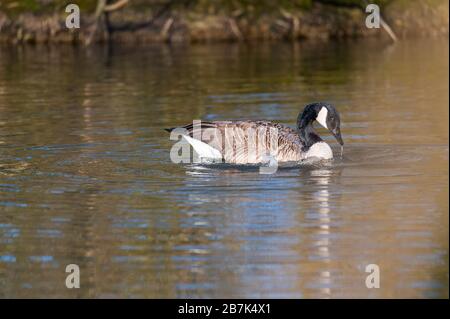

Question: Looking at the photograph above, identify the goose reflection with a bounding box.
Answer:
[178,159,347,297]
[309,167,333,297]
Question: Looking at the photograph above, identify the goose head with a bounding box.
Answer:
[297,102,344,147]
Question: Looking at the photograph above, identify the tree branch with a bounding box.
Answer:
[104,0,129,12]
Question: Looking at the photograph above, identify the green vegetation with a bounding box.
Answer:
[0,0,391,16]
[0,0,97,15]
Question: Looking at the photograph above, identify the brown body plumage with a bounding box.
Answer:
[169,120,304,164]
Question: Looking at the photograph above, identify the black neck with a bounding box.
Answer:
[298,123,322,151]
[297,107,322,151]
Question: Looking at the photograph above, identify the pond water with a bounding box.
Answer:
[0,39,448,298]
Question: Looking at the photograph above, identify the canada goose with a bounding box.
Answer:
[165,102,344,164]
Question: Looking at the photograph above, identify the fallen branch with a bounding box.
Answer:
[109,0,175,32]
[228,18,243,40]
[84,0,106,45]
[291,16,299,39]
[380,16,398,42]
[316,0,399,43]
[160,17,174,40]
[104,0,129,12]
[85,0,130,45]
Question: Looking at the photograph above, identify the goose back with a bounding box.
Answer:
[174,121,304,164]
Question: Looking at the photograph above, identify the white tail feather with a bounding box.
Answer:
[182,135,222,159]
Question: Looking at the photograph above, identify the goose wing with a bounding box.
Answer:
[167,121,303,164]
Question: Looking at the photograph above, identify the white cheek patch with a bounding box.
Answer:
[316,107,328,129]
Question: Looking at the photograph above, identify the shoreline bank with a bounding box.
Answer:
[0,0,448,44]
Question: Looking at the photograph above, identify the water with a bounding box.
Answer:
[0,39,448,298]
